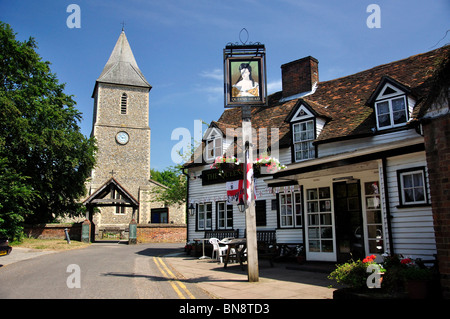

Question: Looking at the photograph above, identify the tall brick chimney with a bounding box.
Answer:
[281,56,319,99]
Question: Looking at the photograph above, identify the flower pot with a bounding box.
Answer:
[405,279,429,299]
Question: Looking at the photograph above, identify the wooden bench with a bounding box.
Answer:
[205,229,239,240]
[245,230,277,267]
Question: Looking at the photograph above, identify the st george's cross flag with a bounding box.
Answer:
[226,180,243,205]
[245,150,256,206]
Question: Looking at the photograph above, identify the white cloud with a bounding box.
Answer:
[199,68,223,81]
[267,80,282,94]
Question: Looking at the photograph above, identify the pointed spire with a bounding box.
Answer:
[96,31,151,89]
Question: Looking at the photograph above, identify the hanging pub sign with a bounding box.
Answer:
[224,43,267,108]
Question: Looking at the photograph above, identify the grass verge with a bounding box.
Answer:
[11,238,91,251]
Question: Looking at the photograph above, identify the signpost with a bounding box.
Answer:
[223,31,267,282]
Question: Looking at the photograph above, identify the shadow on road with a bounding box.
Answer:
[134,243,185,258]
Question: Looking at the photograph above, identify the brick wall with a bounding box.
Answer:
[24,223,82,241]
[137,224,186,243]
[281,56,319,98]
[423,113,450,298]
[24,223,187,244]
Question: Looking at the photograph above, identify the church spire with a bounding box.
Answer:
[95,30,151,90]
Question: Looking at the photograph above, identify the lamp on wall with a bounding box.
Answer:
[188,203,195,216]
[237,198,246,213]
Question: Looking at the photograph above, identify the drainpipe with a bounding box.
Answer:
[381,157,394,254]
[181,168,190,243]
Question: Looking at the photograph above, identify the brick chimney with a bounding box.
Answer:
[281,56,319,99]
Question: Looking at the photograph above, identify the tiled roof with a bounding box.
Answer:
[218,45,450,145]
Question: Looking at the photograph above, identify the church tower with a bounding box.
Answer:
[88,30,153,230]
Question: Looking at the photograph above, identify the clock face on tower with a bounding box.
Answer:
[116,131,129,145]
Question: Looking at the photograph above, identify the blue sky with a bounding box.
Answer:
[1,0,449,170]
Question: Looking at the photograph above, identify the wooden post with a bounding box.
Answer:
[242,106,259,282]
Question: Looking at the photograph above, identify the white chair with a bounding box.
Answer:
[209,238,228,263]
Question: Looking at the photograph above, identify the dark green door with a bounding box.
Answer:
[333,181,365,262]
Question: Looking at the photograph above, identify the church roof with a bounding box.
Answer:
[95,31,151,90]
[83,177,139,207]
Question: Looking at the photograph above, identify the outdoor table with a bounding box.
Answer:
[223,238,247,270]
[193,238,211,259]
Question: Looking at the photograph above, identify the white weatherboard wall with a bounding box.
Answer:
[319,129,422,158]
[187,165,282,241]
[385,151,436,259]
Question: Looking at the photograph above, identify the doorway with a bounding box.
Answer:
[333,181,365,262]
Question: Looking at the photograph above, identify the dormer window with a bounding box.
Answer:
[203,126,224,163]
[293,120,315,161]
[206,135,222,162]
[375,96,408,129]
[369,79,412,131]
[286,101,326,163]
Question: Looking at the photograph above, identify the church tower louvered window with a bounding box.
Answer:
[120,93,127,114]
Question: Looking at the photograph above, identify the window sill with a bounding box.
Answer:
[294,157,316,164]
[396,203,431,209]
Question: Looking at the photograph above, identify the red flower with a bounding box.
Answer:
[401,258,412,265]
[363,255,377,263]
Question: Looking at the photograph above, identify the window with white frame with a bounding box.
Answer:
[205,136,222,162]
[306,187,333,253]
[197,203,212,230]
[279,192,302,228]
[398,167,428,206]
[217,202,233,229]
[293,120,315,161]
[375,95,408,129]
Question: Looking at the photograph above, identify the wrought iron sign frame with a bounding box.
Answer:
[223,41,267,108]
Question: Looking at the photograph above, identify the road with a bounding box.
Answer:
[0,242,211,299]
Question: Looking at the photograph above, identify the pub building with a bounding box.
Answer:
[184,46,449,265]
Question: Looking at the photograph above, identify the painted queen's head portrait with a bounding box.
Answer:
[231,62,259,97]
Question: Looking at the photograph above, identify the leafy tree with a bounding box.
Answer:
[150,166,186,207]
[0,22,96,239]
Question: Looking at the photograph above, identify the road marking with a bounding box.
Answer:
[153,257,195,299]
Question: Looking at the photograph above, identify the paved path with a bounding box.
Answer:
[164,253,336,299]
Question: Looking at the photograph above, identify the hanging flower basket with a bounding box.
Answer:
[253,156,286,174]
[210,156,241,175]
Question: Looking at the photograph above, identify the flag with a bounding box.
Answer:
[226,180,243,205]
[246,150,254,206]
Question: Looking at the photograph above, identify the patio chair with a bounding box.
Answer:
[209,238,228,263]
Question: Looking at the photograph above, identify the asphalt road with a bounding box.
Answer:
[0,242,211,299]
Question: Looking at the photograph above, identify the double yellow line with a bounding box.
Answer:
[153,257,195,299]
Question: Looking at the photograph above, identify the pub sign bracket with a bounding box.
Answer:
[223,42,267,108]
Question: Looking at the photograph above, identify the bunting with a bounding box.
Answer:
[191,183,299,204]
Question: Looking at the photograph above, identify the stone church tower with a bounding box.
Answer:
[85,31,185,236]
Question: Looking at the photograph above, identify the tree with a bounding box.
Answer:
[0,22,96,239]
[150,165,186,207]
